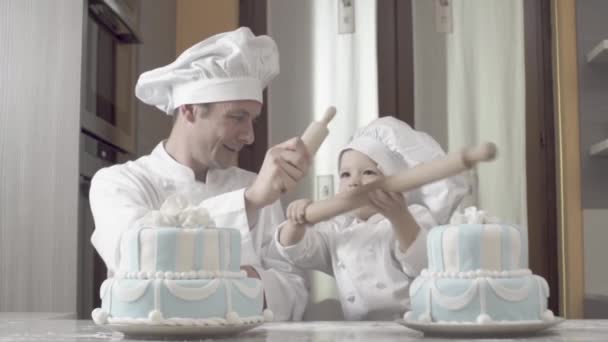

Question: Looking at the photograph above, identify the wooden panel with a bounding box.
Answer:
[552,0,585,318]
[377,0,414,125]
[238,0,268,173]
[176,0,239,55]
[136,0,176,156]
[523,0,559,314]
[0,0,82,313]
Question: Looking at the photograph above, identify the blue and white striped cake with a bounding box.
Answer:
[426,224,526,273]
[92,227,271,327]
[406,222,555,324]
[118,227,242,277]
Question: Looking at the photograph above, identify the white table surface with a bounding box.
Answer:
[0,317,606,341]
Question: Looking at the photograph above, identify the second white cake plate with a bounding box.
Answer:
[397,317,564,337]
[105,321,263,339]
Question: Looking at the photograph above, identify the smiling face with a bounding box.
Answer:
[188,100,262,169]
[338,149,383,192]
[339,149,383,220]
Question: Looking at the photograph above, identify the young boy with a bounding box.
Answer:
[275,117,468,320]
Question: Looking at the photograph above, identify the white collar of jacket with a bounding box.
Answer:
[346,213,385,227]
[150,142,199,183]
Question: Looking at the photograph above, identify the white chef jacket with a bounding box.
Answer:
[89,142,308,321]
[275,204,435,321]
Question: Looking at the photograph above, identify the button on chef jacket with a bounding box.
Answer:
[275,205,435,321]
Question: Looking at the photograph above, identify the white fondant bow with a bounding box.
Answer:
[450,206,499,224]
[139,194,216,228]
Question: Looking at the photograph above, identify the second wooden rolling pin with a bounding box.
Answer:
[304,142,497,224]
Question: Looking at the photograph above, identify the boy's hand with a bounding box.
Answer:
[287,199,312,225]
[367,189,408,221]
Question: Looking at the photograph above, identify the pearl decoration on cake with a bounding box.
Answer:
[263,309,274,322]
[226,311,240,324]
[188,271,197,279]
[476,314,493,324]
[419,269,533,279]
[542,309,555,322]
[148,310,163,322]
[165,272,174,279]
[91,308,109,325]
[155,271,164,279]
[418,313,432,323]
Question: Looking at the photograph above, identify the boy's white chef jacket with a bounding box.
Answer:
[275,205,435,320]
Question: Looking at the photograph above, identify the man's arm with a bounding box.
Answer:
[89,167,152,272]
[251,200,310,321]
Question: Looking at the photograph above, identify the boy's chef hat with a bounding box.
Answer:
[339,116,469,224]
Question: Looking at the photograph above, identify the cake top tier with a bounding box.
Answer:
[138,194,216,229]
[118,226,242,277]
[427,221,526,273]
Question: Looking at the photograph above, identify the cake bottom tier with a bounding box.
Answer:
[407,273,554,323]
[92,277,265,326]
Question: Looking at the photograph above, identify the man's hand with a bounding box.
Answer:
[240,265,266,309]
[245,137,311,210]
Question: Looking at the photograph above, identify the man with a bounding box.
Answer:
[89,27,310,321]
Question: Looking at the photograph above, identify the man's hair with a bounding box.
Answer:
[173,103,211,124]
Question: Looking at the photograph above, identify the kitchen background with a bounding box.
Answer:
[0,0,606,321]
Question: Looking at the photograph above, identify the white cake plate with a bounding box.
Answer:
[396,317,564,337]
[105,321,263,339]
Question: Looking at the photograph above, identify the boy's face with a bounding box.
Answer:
[338,149,383,193]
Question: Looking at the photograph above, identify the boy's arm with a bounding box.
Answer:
[391,204,436,277]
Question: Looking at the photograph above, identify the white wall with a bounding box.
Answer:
[584,210,608,297]
[412,0,448,149]
[267,0,317,205]
[0,0,83,313]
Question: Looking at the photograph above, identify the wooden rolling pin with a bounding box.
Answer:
[304,142,497,224]
[300,106,337,155]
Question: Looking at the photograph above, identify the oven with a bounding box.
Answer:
[81,0,141,154]
[77,0,141,319]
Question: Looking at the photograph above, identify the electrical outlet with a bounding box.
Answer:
[338,0,355,34]
[316,175,334,201]
[435,0,453,34]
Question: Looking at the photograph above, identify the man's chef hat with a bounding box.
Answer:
[339,116,469,224]
[135,27,279,115]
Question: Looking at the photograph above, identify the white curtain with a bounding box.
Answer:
[268,0,379,320]
[446,0,527,242]
[312,0,379,178]
[308,0,379,320]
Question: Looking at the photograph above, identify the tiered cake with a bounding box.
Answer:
[405,208,555,324]
[92,196,271,327]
